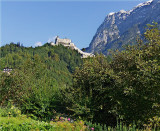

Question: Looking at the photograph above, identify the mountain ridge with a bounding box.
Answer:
[86,0,160,54]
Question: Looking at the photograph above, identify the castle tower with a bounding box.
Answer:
[55,36,59,45]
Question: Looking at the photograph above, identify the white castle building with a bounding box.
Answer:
[51,36,94,58]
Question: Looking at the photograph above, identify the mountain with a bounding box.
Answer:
[86,0,160,55]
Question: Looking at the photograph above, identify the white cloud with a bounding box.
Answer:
[48,36,56,43]
[35,42,42,47]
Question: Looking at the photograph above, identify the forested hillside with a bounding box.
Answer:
[0,43,82,85]
[0,43,83,119]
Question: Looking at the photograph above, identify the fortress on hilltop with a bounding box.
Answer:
[50,36,94,58]
[55,36,73,45]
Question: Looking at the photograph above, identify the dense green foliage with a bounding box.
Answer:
[63,23,160,127]
[0,107,87,131]
[67,55,116,125]
[111,23,160,124]
[0,23,160,130]
[0,106,159,131]
[0,43,82,120]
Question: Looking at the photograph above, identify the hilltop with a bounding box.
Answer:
[50,36,94,58]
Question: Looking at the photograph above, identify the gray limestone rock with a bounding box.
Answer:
[86,0,160,55]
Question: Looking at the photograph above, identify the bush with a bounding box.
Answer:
[0,116,87,131]
[0,105,21,117]
[0,116,54,130]
[0,106,87,131]
[144,116,160,130]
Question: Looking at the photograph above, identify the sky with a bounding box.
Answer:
[1,0,147,49]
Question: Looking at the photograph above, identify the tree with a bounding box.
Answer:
[0,70,27,106]
[67,23,160,126]
[110,22,160,123]
[69,55,117,125]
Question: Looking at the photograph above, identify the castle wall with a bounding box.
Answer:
[56,38,71,45]
[53,36,94,58]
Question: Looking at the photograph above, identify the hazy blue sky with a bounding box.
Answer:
[1,0,147,49]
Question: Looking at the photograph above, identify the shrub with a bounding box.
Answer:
[0,105,21,117]
[143,116,160,130]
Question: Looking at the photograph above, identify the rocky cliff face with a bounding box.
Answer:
[86,0,160,55]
